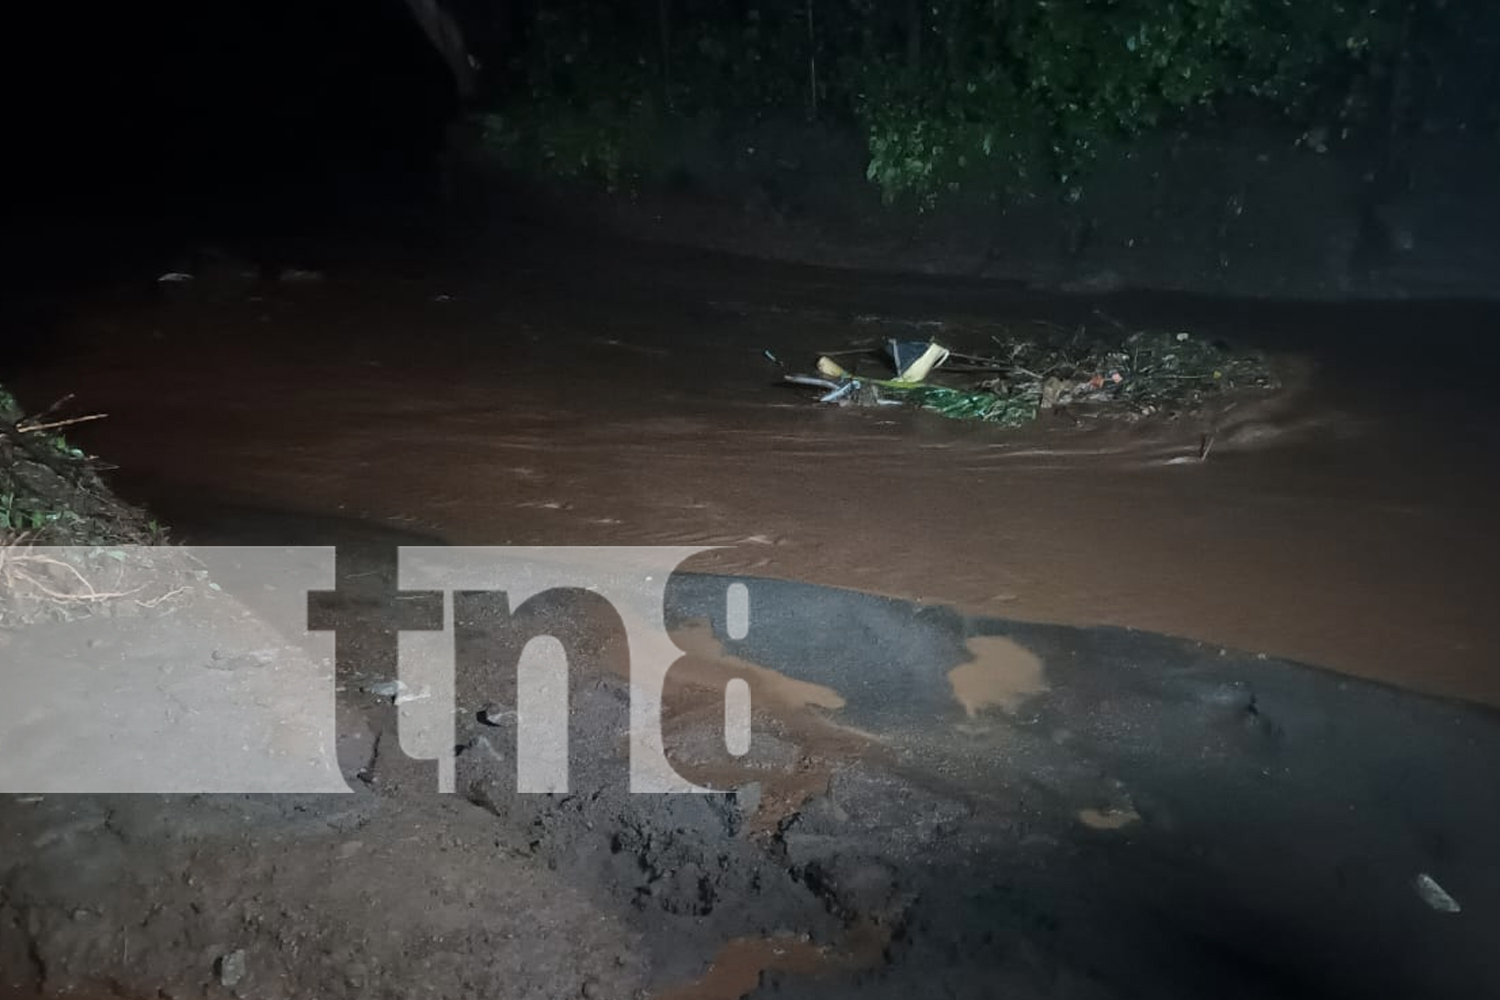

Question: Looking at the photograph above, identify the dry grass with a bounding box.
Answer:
[0,536,139,605]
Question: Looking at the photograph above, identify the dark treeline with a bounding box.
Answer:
[464,0,1497,205]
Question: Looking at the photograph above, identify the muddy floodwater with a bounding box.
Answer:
[14,228,1500,705]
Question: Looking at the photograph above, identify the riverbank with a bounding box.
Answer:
[473,119,1500,302]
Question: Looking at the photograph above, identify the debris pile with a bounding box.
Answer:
[0,388,153,545]
[0,385,196,627]
[780,321,1279,426]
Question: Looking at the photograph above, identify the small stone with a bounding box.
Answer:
[582,977,602,998]
[394,684,432,706]
[216,949,247,988]
[735,782,763,818]
[463,735,506,762]
[479,702,511,726]
[345,962,368,988]
[363,680,405,699]
[1414,873,1461,913]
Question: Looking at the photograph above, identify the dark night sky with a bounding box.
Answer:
[12,0,456,221]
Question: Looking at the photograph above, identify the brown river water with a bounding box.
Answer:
[13,229,1500,707]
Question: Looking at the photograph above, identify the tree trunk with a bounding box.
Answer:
[906,0,922,71]
[658,0,673,107]
[806,0,819,120]
[399,0,475,100]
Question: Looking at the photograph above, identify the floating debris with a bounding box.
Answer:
[781,320,1277,427]
[889,340,950,382]
[816,356,849,379]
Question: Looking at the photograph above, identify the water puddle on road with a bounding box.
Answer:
[1077,806,1142,830]
[667,619,847,713]
[655,923,889,1000]
[947,634,1048,717]
[657,618,873,831]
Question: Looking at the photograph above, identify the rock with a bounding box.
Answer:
[216,948,247,988]
[1413,873,1461,913]
[394,684,432,706]
[735,782,762,819]
[345,961,368,988]
[463,735,506,762]
[363,680,405,699]
[479,702,512,726]
[582,978,603,998]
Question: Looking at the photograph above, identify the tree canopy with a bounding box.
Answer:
[476,0,1481,205]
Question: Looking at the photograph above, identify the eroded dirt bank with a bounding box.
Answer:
[4,565,1499,1000]
[11,229,1500,705]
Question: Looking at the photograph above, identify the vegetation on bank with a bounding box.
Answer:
[0,384,194,626]
[0,385,158,546]
[475,0,1480,207]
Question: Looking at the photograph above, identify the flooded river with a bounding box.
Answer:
[11,226,1500,705]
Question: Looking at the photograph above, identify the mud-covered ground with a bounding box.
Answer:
[4,567,1499,999]
[3,223,1500,998]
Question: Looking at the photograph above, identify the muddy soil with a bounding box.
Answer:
[4,565,1499,999]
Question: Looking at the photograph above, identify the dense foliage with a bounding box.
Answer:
[478,0,1458,206]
